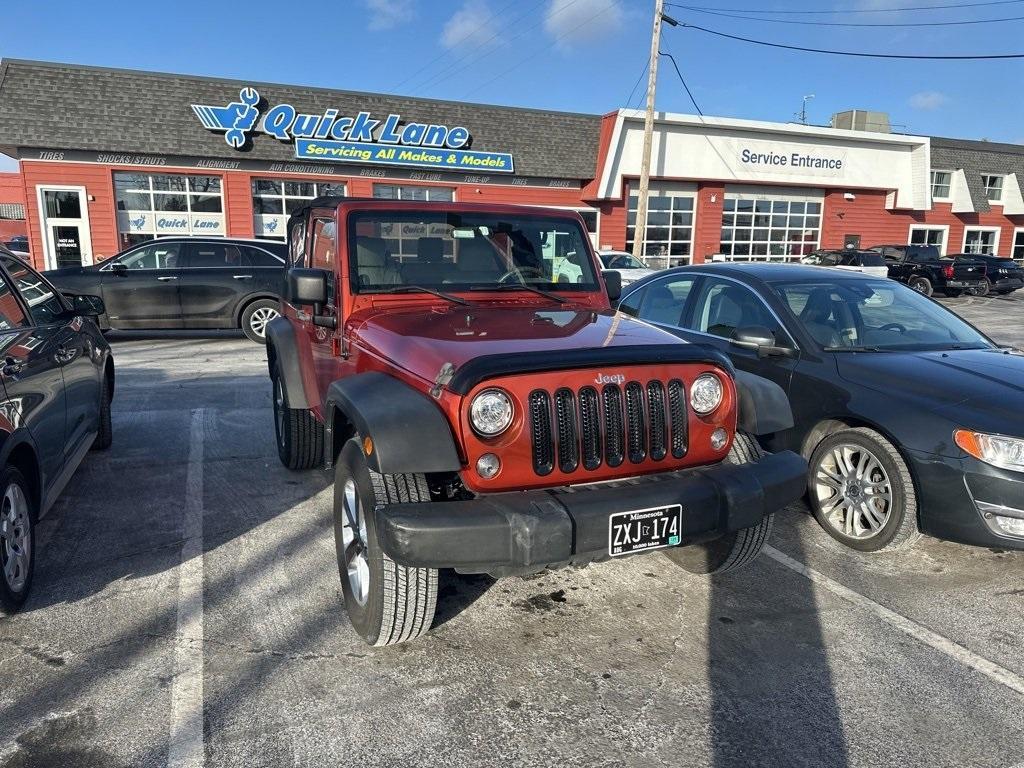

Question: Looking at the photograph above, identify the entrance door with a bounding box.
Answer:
[37,187,93,270]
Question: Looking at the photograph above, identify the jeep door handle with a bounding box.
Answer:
[1,357,25,377]
[156,276,178,282]
[232,274,253,280]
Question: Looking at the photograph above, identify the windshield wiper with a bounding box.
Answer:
[375,285,469,306]
[467,283,566,303]
[824,345,888,352]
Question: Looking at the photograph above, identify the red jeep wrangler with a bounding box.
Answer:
[266,198,805,646]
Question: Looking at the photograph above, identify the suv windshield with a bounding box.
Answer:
[348,211,599,292]
[771,278,993,352]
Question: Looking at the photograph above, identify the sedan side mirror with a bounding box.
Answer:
[730,325,795,358]
[602,269,622,302]
[68,293,106,317]
[111,262,127,275]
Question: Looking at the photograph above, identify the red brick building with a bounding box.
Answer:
[0,59,1021,271]
[0,171,26,242]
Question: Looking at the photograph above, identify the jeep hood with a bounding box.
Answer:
[350,305,690,385]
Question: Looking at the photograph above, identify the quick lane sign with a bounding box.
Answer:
[191,87,515,173]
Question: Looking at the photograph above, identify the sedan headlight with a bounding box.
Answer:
[954,430,1024,471]
[470,388,514,436]
[690,373,724,415]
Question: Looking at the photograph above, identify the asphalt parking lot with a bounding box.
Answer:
[1,293,1023,768]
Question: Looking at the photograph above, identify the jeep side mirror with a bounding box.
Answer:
[730,325,795,358]
[602,269,622,302]
[287,267,329,306]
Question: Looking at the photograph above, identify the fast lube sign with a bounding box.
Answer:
[192,87,515,172]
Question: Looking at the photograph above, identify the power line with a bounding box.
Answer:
[665,0,1024,13]
[677,21,1024,58]
[625,59,649,110]
[659,51,703,117]
[673,7,1024,26]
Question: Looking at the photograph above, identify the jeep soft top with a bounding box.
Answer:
[266,198,806,646]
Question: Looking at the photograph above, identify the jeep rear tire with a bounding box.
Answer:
[333,438,437,646]
[272,366,323,470]
[664,432,774,575]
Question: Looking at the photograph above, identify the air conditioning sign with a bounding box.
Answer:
[192,87,514,173]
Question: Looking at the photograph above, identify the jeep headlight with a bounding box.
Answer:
[955,430,1024,471]
[690,374,724,415]
[470,388,514,436]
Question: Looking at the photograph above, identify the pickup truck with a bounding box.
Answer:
[868,244,987,297]
[265,198,806,646]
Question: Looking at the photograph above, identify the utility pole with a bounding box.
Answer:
[799,94,815,125]
[631,0,665,265]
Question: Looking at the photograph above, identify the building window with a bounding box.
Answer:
[909,226,947,255]
[963,227,1000,255]
[719,197,821,260]
[626,194,694,267]
[930,170,952,200]
[982,174,1004,202]
[251,178,346,240]
[0,203,24,220]
[1011,230,1024,262]
[372,184,455,202]
[114,172,224,248]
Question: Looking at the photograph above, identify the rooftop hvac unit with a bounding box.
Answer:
[832,110,891,133]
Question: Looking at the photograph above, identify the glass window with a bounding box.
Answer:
[2,257,66,325]
[115,242,182,270]
[930,171,952,200]
[114,172,225,246]
[909,227,946,254]
[633,276,696,327]
[43,190,82,219]
[243,246,286,267]
[963,228,999,255]
[625,193,694,268]
[0,263,29,331]
[982,174,1004,202]
[251,178,346,238]
[372,184,455,202]
[1012,230,1024,261]
[289,219,307,268]
[312,217,336,272]
[185,243,247,268]
[719,196,822,261]
[689,277,786,341]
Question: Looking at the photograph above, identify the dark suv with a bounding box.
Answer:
[44,237,287,343]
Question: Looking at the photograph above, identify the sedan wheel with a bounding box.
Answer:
[0,467,34,613]
[814,444,892,540]
[241,300,281,344]
[248,307,279,338]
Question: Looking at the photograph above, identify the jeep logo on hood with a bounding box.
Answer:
[595,373,626,385]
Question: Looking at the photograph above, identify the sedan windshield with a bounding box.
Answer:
[347,211,599,293]
[771,278,993,351]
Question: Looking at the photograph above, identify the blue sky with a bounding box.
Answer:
[2,0,1023,172]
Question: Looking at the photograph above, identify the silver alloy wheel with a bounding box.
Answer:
[249,306,279,338]
[274,377,286,447]
[341,478,371,606]
[910,280,929,294]
[814,444,893,540]
[0,483,30,592]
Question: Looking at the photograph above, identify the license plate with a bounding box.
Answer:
[608,505,682,557]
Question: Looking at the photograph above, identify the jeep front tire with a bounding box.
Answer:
[272,365,323,470]
[333,437,438,646]
[663,432,774,575]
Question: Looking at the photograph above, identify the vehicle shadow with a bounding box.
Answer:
[702,512,849,768]
[433,571,496,628]
[104,329,248,343]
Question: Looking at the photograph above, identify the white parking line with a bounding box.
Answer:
[764,545,1024,698]
[167,409,206,768]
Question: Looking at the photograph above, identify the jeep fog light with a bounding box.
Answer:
[690,374,724,415]
[993,515,1024,538]
[470,388,514,436]
[711,428,729,451]
[476,453,501,479]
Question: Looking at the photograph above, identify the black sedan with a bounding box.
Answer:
[618,262,1024,553]
[44,237,287,343]
[0,245,114,612]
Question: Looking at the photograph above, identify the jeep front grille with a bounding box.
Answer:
[529,379,688,477]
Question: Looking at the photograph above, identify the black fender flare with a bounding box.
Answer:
[733,370,794,436]
[324,372,462,474]
[265,316,309,410]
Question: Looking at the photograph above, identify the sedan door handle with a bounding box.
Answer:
[232,274,254,280]
[1,357,25,377]
[156,276,179,282]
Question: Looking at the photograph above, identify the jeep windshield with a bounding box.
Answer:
[347,211,600,293]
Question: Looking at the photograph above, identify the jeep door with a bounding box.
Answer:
[101,240,185,328]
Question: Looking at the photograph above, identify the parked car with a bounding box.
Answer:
[948,253,1023,296]
[4,236,28,253]
[801,249,889,278]
[43,237,287,343]
[618,262,1024,554]
[266,198,806,646]
[598,250,657,285]
[0,244,114,613]
[868,243,987,297]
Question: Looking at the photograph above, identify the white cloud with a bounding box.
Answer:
[441,0,496,48]
[544,0,624,49]
[909,91,949,111]
[364,0,414,31]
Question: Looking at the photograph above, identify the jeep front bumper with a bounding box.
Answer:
[375,450,806,577]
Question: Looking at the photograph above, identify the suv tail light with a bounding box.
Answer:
[942,264,955,279]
